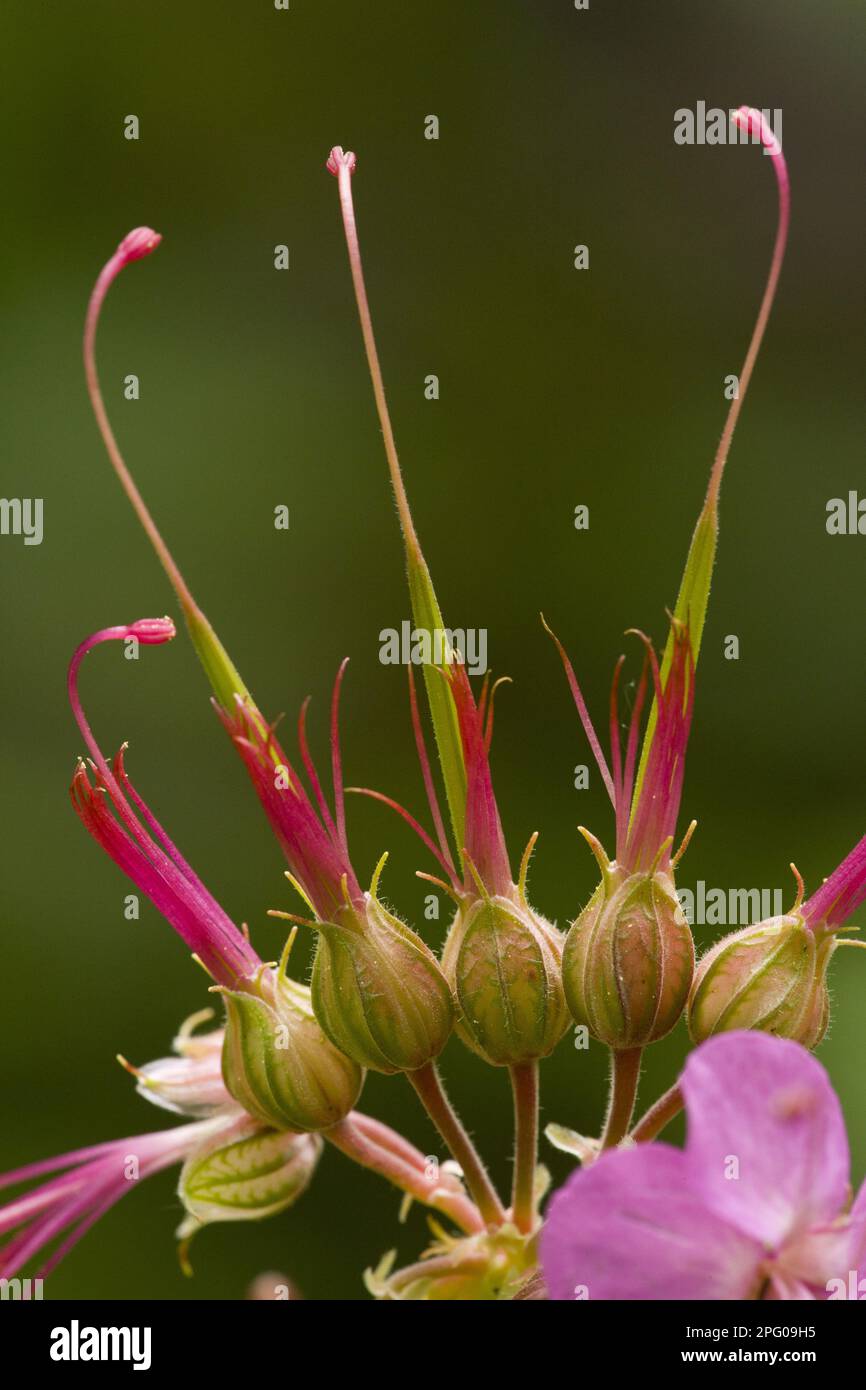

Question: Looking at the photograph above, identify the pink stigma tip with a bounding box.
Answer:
[117,227,162,266]
[127,617,176,645]
[326,146,357,177]
[731,106,781,155]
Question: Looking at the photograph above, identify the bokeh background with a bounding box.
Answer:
[1,1,863,1299]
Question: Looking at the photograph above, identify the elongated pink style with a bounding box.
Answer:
[216,663,366,922]
[0,1111,242,1281]
[327,145,518,903]
[69,620,262,986]
[548,621,695,873]
[802,832,866,932]
[704,107,791,509]
[83,229,204,619]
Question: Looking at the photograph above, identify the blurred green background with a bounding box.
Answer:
[1,1,863,1299]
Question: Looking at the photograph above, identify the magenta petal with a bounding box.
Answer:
[541,1145,762,1301]
[681,1032,849,1250]
[780,1215,866,1296]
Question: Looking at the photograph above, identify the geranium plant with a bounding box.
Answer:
[2,108,864,1300]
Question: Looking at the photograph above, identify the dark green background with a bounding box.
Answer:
[1,1,863,1299]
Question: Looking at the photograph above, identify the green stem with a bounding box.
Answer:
[629,1082,683,1144]
[408,1062,506,1227]
[600,1047,642,1150]
[510,1062,539,1233]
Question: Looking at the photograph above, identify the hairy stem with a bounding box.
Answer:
[600,1047,642,1150]
[629,1082,684,1144]
[325,1115,483,1235]
[408,1062,505,1227]
[510,1062,539,1233]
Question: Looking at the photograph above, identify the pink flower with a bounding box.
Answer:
[541,1032,866,1300]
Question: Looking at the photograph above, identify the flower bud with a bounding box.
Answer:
[178,1118,322,1239]
[441,894,568,1066]
[220,958,364,1132]
[687,912,837,1048]
[563,865,694,1049]
[311,893,454,1074]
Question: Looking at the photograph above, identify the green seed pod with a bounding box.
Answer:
[563,867,694,1049]
[220,961,364,1132]
[687,913,837,1048]
[178,1118,322,1237]
[311,894,454,1074]
[441,894,568,1066]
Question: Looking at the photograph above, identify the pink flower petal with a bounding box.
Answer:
[682,1032,849,1250]
[541,1145,762,1301]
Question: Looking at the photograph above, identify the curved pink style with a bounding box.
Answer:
[68,622,262,986]
[83,228,208,628]
[705,107,790,509]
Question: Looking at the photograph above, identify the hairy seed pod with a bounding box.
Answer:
[311,895,454,1074]
[441,894,568,1066]
[563,868,694,1049]
[687,913,837,1048]
[220,966,363,1132]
